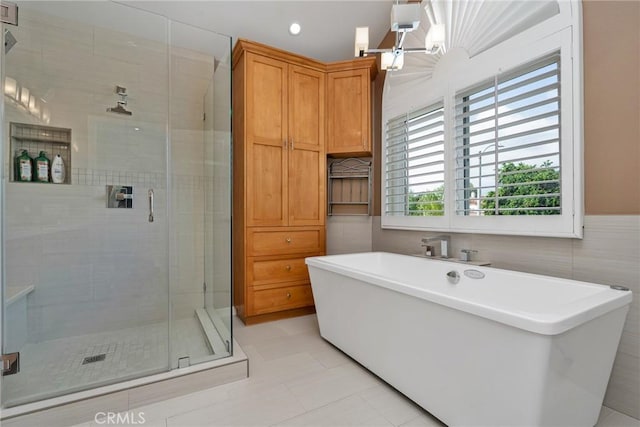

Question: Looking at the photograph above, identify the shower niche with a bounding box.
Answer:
[10,122,71,184]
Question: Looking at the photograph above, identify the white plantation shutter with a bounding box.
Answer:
[454,53,561,216]
[385,103,445,216]
[381,0,582,237]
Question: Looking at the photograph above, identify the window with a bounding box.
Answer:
[385,104,445,217]
[383,44,580,236]
[381,2,582,238]
[455,54,561,216]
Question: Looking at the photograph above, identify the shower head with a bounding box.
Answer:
[107,86,132,116]
[107,102,133,116]
[4,29,17,54]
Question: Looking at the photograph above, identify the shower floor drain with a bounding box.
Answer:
[82,354,106,365]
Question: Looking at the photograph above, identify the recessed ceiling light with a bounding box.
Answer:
[289,22,301,36]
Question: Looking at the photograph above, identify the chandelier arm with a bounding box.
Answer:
[364,48,394,54]
[390,53,399,70]
[400,32,409,49]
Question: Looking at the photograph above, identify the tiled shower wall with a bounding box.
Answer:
[169,42,216,322]
[2,6,225,344]
[370,215,640,419]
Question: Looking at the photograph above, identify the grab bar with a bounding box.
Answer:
[148,189,154,223]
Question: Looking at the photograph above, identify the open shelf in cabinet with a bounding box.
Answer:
[328,157,371,216]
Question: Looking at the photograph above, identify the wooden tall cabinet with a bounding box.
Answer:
[233,40,326,324]
[326,59,377,157]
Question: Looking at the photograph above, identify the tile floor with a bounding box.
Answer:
[68,314,639,427]
[4,316,213,407]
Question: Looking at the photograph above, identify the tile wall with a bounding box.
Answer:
[369,214,640,419]
[3,8,168,344]
[169,43,214,323]
[2,6,228,348]
[326,216,373,255]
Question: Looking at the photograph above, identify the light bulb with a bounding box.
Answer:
[289,22,301,36]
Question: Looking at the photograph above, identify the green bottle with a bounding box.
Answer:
[15,149,33,182]
[34,151,50,183]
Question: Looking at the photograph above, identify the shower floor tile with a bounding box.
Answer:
[3,316,212,407]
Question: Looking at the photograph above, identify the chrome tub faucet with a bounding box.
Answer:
[421,235,451,258]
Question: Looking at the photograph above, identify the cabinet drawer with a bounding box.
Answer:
[248,228,322,256]
[250,285,314,315]
[248,257,309,286]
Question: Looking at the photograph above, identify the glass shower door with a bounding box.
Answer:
[204,44,233,357]
[168,20,232,366]
[1,2,170,406]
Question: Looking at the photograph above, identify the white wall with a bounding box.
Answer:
[326,217,372,255]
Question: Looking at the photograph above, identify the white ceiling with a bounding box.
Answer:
[123,1,393,62]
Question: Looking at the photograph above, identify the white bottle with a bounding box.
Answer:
[51,154,65,184]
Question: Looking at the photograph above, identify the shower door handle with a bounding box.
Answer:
[148,189,154,223]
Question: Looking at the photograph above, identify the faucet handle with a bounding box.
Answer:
[460,249,478,262]
[420,239,435,256]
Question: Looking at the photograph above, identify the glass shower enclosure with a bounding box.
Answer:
[0,1,232,407]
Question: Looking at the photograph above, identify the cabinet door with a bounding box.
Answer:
[246,53,288,226]
[288,65,325,226]
[289,65,324,150]
[288,148,324,226]
[326,68,371,155]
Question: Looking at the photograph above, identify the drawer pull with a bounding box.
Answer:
[286,292,292,299]
[285,265,292,271]
[285,237,292,243]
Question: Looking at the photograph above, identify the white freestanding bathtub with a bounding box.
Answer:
[306,252,632,427]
